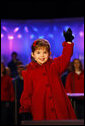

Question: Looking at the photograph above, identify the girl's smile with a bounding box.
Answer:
[31,46,49,65]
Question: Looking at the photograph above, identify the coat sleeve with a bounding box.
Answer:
[65,73,72,93]
[53,42,74,75]
[19,69,33,113]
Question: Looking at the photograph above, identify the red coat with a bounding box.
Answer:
[1,75,15,102]
[65,71,84,93]
[19,42,77,120]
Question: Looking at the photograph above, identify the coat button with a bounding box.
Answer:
[46,84,50,87]
[43,73,46,75]
[49,96,52,99]
[51,108,55,112]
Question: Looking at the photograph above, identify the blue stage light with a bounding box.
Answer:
[1,18,84,65]
[39,36,44,39]
[30,34,35,39]
[33,27,38,32]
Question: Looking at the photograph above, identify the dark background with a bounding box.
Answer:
[1,0,84,19]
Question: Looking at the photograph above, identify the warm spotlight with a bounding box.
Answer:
[14,27,19,33]
[1,33,4,38]
[8,35,14,40]
[17,34,22,38]
[79,31,84,37]
[2,26,7,32]
[24,26,29,32]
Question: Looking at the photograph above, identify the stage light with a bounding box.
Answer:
[8,35,14,40]
[14,27,19,32]
[2,26,7,32]
[1,33,4,38]
[79,54,84,60]
[39,36,44,39]
[79,31,84,37]
[17,34,22,38]
[33,27,38,32]
[24,26,29,32]
[30,34,34,39]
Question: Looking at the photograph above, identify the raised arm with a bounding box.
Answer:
[53,28,74,75]
[53,41,74,75]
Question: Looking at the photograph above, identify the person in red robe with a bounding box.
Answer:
[65,58,84,119]
[1,62,15,124]
[65,58,84,93]
[19,28,77,120]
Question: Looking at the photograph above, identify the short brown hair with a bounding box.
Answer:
[31,39,50,54]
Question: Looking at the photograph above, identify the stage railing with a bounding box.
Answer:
[67,93,84,112]
[20,120,84,125]
[67,93,84,97]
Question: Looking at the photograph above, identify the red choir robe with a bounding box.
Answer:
[1,75,15,102]
[19,42,77,120]
[65,71,84,93]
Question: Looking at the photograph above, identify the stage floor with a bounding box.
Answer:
[20,120,84,125]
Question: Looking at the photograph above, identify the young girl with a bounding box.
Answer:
[19,29,77,120]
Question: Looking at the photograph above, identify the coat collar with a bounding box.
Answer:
[30,58,53,68]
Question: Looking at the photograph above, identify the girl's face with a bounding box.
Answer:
[31,46,49,65]
[73,59,80,70]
